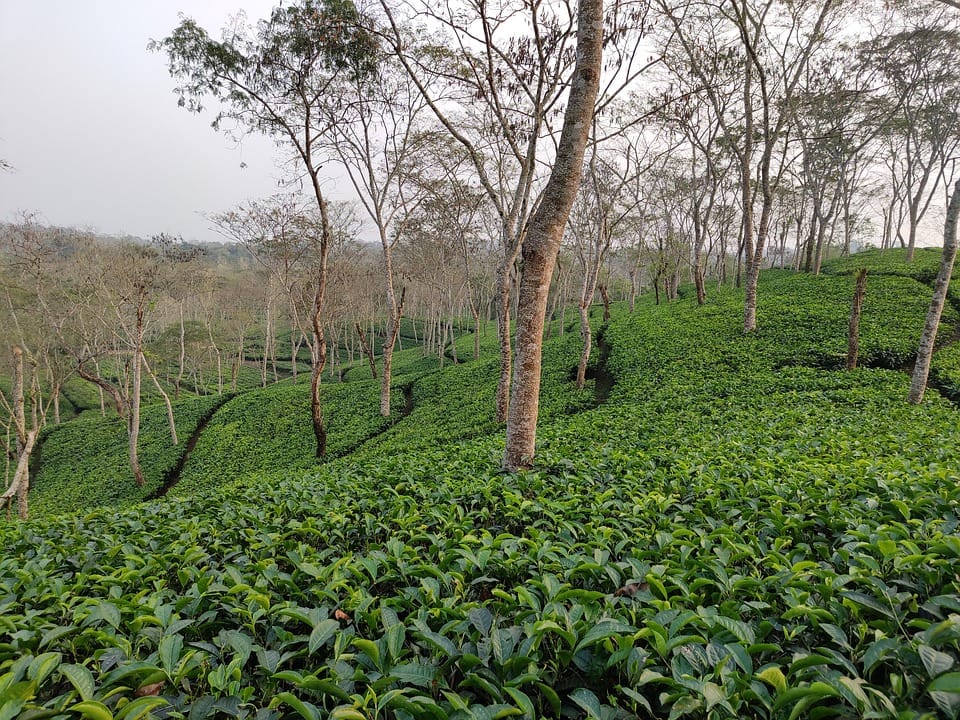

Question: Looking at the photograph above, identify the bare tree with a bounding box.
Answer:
[658,0,842,332]
[325,55,428,416]
[154,0,377,455]
[862,9,960,261]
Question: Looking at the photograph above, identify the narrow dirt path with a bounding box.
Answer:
[147,394,234,500]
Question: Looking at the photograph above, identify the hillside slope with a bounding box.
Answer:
[4,258,960,719]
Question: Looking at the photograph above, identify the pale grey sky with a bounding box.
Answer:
[0,1,321,243]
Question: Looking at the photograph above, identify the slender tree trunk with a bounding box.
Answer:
[576,301,592,391]
[356,322,378,378]
[739,52,754,306]
[52,383,61,425]
[906,199,919,263]
[12,346,26,453]
[503,0,603,470]
[908,180,960,403]
[176,300,186,399]
[233,332,244,392]
[1,369,36,519]
[380,286,405,417]
[473,309,481,360]
[847,268,868,370]
[142,354,178,445]
[291,332,299,383]
[208,324,223,395]
[379,222,404,416]
[599,284,611,322]
[448,320,458,363]
[576,261,601,389]
[495,255,516,422]
[310,194,332,458]
[129,293,146,487]
[261,301,271,387]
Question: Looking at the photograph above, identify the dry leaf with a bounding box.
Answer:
[135,681,164,697]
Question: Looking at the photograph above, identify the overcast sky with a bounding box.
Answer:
[0,1,334,244]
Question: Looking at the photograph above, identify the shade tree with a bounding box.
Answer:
[155,0,378,455]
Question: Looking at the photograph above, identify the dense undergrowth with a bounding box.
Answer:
[3,253,960,719]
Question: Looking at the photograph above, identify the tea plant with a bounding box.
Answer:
[28,394,226,517]
[5,264,960,718]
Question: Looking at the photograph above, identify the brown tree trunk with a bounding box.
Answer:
[208,323,223,395]
[494,257,515,422]
[77,361,127,417]
[355,322,378,379]
[599,284,611,322]
[908,180,960,403]
[503,0,603,470]
[694,256,706,305]
[846,268,868,370]
[310,196,332,457]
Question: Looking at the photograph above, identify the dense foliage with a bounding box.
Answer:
[28,395,227,517]
[3,262,960,719]
[172,381,390,497]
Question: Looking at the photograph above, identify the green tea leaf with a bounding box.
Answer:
[59,664,95,703]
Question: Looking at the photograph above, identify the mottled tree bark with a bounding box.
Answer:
[503,0,604,470]
[908,180,960,403]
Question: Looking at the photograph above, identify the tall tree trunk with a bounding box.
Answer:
[52,382,61,425]
[309,193,332,457]
[846,268,868,370]
[129,292,146,487]
[261,300,271,387]
[12,430,35,520]
[495,255,516,422]
[290,332,299,383]
[576,257,602,389]
[12,346,26,453]
[379,222,404,416]
[739,54,755,324]
[908,180,960,404]
[176,300,186,399]
[380,286,405,417]
[503,0,603,470]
